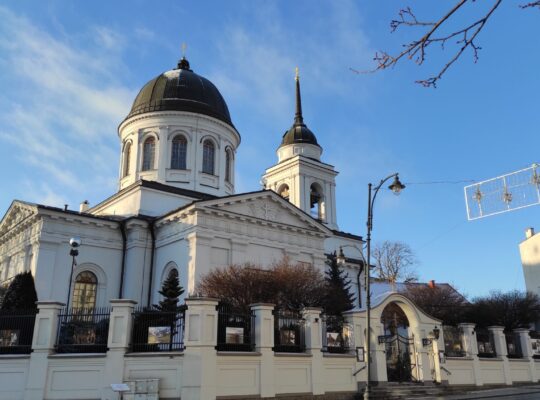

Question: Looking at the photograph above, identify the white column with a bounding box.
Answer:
[302,307,324,395]
[24,301,64,400]
[515,328,538,382]
[251,303,275,398]
[157,126,168,181]
[459,323,483,386]
[488,326,512,385]
[101,299,137,400]
[181,297,219,400]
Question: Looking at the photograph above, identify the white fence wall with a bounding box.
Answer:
[1,300,540,400]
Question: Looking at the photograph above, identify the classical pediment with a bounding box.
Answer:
[193,191,332,235]
[0,201,39,237]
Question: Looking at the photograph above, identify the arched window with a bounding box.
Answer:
[142,137,156,171]
[278,184,290,201]
[310,183,324,220]
[171,135,187,170]
[202,139,215,175]
[225,149,232,183]
[72,271,97,310]
[123,142,131,177]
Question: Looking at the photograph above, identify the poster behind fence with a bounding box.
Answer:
[148,326,171,344]
[0,330,19,347]
[226,327,244,344]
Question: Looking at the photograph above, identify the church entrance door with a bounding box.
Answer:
[380,303,417,382]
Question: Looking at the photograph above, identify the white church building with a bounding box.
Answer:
[1,55,540,400]
[0,56,362,310]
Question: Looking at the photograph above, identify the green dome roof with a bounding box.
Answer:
[124,57,234,128]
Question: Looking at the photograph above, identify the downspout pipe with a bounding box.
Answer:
[147,220,156,307]
[118,220,127,299]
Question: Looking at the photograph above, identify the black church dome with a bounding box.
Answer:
[124,57,234,128]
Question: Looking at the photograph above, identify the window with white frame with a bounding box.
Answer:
[72,271,97,310]
[202,139,215,175]
[171,135,187,170]
[225,149,232,182]
[142,137,156,171]
[123,142,131,177]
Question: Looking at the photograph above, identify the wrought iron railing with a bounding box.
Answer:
[273,309,305,353]
[443,325,466,357]
[476,328,496,358]
[322,314,352,354]
[0,309,37,354]
[56,307,110,353]
[130,307,185,352]
[505,332,523,358]
[216,303,255,351]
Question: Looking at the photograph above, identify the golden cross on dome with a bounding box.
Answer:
[295,66,299,81]
[181,42,187,57]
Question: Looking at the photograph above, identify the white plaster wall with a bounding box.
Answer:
[0,357,29,400]
[45,357,106,400]
[124,355,184,399]
[479,359,506,385]
[445,358,476,385]
[520,231,540,299]
[322,356,357,393]
[274,357,312,394]
[216,356,260,397]
[508,359,532,382]
[30,213,123,305]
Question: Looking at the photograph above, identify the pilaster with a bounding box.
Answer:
[459,323,483,386]
[181,297,219,400]
[251,303,275,398]
[488,326,512,385]
[24,301,64,400]
[302,307,324,395]
[515,328,538,382]
[101,300,137,400]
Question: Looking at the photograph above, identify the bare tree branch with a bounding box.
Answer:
[356,0,540,87]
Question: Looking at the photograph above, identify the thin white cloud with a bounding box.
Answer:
[0,6,134,207]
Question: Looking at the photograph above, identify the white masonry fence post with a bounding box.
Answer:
[251,303,276,398]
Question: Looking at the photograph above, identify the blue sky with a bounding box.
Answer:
[1,1,539,298]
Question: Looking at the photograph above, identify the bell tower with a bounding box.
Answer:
[262,69,338,230]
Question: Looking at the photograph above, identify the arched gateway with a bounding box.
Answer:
[380,303,417,382]
[368,293,443,385]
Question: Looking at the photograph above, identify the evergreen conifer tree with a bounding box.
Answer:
[1,271,38,311]
[322,253,355,315]
[155,269,184,312]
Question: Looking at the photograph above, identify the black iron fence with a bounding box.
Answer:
[505,332,523,358]
[322,314,352,354]
[56,307,110,353]
[273,309,305,353]
[130,307,185,352]
[216,303,255,351]
[476,328,496,358]
[443,325,466,357]
[0,309,37,354]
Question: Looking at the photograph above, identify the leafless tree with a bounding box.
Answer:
[196,258,327,312]
[372,241,418,283]
[356,1,540,87]
[403,282,468,326]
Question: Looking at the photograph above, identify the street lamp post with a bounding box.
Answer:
[66,237,82,309]
[364,174,406,400]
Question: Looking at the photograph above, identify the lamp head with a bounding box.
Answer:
[336,247,346,266]
[433,325,440,340]
[69,237,82,248]
[388,174,406,196]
